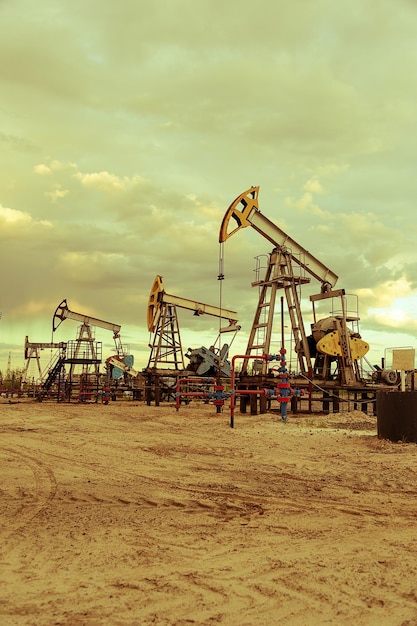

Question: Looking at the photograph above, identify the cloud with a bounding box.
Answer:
[74,170,145,193]
[12,300,53,317]
[1,0,417,370]
[58,250,132,285]
[45,187,69,202]
[357,278,412,310]
[0,204,32,224]
[34,161,77,175]
[304,178,325,195]
[285,191,326,217]
[34,164,52,175]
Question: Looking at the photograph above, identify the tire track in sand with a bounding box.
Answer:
[0,446,57,555]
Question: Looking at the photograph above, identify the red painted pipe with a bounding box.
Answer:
[175,377,216,410]
[230,354,270,428]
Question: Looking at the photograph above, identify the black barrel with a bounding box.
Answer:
[376,390,417,442]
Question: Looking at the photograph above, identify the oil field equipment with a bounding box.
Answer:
[219,186,394,415]
[22,336,67,382]
[144,274,240,404]
[37,299,128,401]
[146,274,240,373]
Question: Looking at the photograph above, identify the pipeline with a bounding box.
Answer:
[229,353,302,428]
[230,354,272,428]
[267,348,292,423]
[175,377,231,412]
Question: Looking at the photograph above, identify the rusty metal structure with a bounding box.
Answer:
[36,299,127,402]
[144,275,240,404]
[22,336,67,382]
[219,186,396,415]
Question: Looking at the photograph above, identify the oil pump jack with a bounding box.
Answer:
[52,299,124,376]
[37,299,126,401]
[146,274,240,375]
[22,336,67,382]
[219,186,371,394]
[144,275,240,404]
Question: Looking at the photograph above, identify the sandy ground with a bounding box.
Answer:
[1,398,417,626]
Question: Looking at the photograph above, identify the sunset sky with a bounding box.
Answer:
[1,0,417,377]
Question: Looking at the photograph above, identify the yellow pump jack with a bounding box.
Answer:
[219,186,369,387]
[146,274,240,376]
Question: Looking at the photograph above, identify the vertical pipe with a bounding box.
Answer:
[230,354,270,428]
[230,355,237,428]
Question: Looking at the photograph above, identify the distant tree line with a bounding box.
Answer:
[0,368,25,389]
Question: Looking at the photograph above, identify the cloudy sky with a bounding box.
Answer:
[1,0,417,377]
